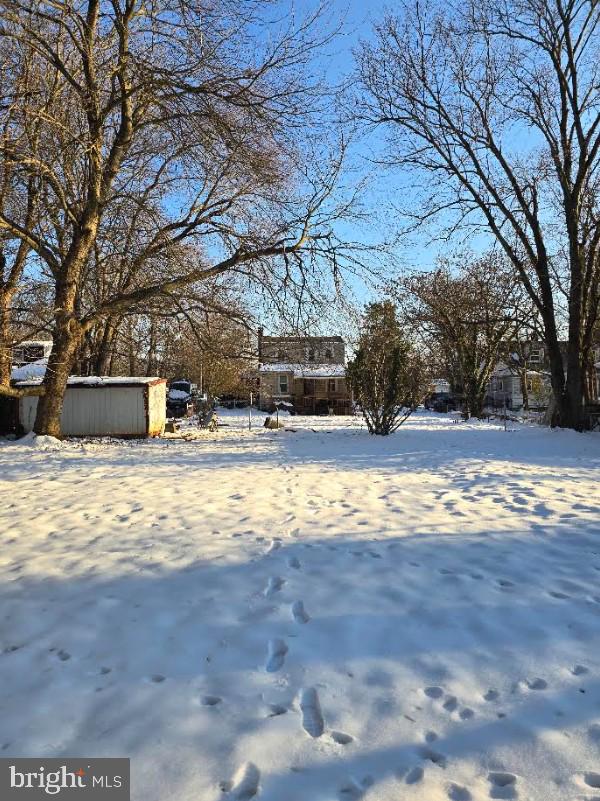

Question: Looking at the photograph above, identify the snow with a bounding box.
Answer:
[10,358,48,381]
[259,362,346,378]
[168,388,190,400]
[1,410,600,801]
[14,375,165,387]
[15,431,65,450]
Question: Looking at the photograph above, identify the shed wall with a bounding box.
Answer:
[19,385,164,436]
[147,383,167,436]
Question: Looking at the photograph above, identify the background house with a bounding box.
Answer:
[257,332,352,415]
[486,363,549,410]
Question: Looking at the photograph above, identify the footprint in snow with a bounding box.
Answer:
[484,689,500,702]
[299,687,324,737]
[459,707,474,720]
[587,723,600,743]
[331,731,354,745]
[287,556,301,569]
[338,776,372,799]
[267,538,282,552]
[424,686,444,699]
[572,664,589,676]
[488,772,518,799]
[443,695,458,712]
[404,766,424,785]
[264,576,285,597]
[583,772,600,788]
[265,639,288,672]
[447,783,472,801]
[228,762,260,800]
[291,600,310,623]
[417,745,447,767]
[527,677,547,690]
[201,695,222,706]
[338,776,370,801]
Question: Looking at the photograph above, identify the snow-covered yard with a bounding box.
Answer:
[1,410,600,801]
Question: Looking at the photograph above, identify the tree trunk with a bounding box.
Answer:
[519,367,529,412]
[0,287,15,388]
[90,318,117,375]
[547,337,585,431]
[464,379,485,419]
[33,283,83,437]
[554,242,586,431]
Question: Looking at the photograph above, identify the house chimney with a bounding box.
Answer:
[257,326,264,362]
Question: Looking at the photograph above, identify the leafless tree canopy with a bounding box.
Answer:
[358,0,600,429]
[0,0,359,434]
[399,252,531,418]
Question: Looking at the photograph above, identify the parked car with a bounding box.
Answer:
[425,392,457,413]
[166,379,195,417]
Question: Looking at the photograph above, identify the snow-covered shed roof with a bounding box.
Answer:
[258,362,346,378]
[14,374,166,388]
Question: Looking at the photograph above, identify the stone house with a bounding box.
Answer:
[257,332,352,415]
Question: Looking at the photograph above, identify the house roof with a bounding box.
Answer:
[258,362,346,378]
[11,359,48,381]
[491,362,546,378]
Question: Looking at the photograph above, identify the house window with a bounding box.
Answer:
[529,348,542,363]
[308,348,315,362]
[325,348,333,359]
[278,374,289,394]
[498,381,503,391]
[328,378,336,392]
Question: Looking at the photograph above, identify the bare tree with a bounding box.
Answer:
[0,0,354,435]
[358,0,600,429]
[400,253,527,418]
[0,37,42,387]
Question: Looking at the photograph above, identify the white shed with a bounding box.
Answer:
[16,377,167,437]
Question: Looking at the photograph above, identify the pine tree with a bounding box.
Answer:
[347,302,427,435]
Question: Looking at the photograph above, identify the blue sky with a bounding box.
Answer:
[303,0,500,313]
[309,0,454,306]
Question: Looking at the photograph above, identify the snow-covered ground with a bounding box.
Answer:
[1,410,600,801]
